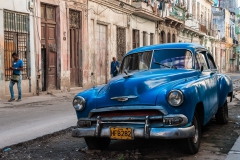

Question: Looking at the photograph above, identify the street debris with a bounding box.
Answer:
[3,148,11,152]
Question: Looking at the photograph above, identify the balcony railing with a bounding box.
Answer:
[169,5,185,21]
[131,0,163,21]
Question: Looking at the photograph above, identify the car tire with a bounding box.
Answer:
[215,101,228,124]
[84,137,110,150]
[183,112,201,154]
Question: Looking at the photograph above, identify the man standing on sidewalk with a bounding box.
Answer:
[110,57,120,78]
[8,53,24,102]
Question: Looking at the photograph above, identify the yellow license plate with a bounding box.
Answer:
[110,127,133,140]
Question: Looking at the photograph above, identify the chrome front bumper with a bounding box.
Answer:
[72,114,195,139]
[72,125,195,139]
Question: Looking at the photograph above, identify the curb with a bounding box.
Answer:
[226,136,240,160]
[0,126,74,152]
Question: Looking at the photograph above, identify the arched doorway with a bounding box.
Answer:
[160,31,166,44]
[172,34,176,43]
[167,32,171,43]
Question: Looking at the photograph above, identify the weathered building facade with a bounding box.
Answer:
[213,6,238,72]
[2,0,240,99]
[35,0,88,92]
[0,0,36,99]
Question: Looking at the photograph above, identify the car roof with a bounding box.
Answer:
[126,43,207,56]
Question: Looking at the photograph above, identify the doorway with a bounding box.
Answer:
[69,10,81,87]
[96,24,107,85]
[41,4,57,90]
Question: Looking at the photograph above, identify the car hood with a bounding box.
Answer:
[96,69,199,108]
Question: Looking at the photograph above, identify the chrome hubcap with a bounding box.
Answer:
[192,117,199,144]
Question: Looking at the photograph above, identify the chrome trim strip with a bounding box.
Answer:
[72,125,195,139]
[101,122,145,124]
[80,115,163,121]
[111,95,138,102]
[88,106,168,118]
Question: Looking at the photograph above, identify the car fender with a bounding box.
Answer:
[217,74,233,108]
[74,85,105,119]
[157,76,217,126]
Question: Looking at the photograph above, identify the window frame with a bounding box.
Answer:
[206,52,217,70]
[194,51,210,71]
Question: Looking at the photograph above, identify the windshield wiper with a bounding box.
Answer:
[154,62,177,69]
[123,69,133,78]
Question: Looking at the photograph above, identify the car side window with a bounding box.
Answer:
[206,53,217,69]
[195,52,208,70]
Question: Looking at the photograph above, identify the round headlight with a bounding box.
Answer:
[73,96,86,111]
[167,90,184,106]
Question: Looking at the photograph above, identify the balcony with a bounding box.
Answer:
[169,5,185,22]
[132,1,164,21]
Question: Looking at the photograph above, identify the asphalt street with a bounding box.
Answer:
[0,92,77,149]
[0,73,239,159]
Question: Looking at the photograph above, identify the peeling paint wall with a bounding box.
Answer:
[131,16,156,46]
[88,0,130,86]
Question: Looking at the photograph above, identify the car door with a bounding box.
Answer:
[206,52,219,116]
[195,51,218,123]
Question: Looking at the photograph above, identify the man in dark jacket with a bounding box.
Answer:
[110,57,120,77]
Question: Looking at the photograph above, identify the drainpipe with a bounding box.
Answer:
[32,0,38,94]
[28,0,34,93]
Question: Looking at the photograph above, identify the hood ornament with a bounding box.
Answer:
[111,95,138,102]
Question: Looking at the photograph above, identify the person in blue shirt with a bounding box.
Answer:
[8,53,24,102]
[110,57,120,78]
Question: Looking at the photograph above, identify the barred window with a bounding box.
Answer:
[4,11,29,81]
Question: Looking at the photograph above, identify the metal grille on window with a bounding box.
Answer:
[4,11,29,81]
[117,27,126,63]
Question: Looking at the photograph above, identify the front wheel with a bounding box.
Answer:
[84,137,110,150]
[183,112,201,154]
[215,101,228,124]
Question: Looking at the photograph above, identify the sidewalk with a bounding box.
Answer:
[226,76,240,160]
[0,89,81,108]
[226,137,240,160]
[0,89,83,149]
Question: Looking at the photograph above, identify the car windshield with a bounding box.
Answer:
[121,49,193,73]
[151,49,193,69]
[120,51,153,73]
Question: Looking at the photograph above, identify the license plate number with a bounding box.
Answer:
[110,127,133,140]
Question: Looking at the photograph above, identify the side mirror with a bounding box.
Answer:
[200,66,204,73]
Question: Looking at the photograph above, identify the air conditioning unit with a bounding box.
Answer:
[29,0,34,10]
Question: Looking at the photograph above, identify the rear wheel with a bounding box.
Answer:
[183,112,201,154]
[215,101,228,124]
[84,137,110,150]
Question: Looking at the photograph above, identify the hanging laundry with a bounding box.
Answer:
[151,0,155,7]
[159,1,163,10]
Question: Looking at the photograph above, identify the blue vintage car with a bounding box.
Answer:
[72,43,233,154]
